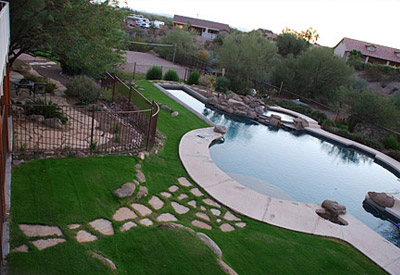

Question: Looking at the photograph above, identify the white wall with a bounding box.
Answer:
[333,40,347,58]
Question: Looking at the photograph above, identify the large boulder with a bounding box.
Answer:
[255,106,265,114]
[269,117,281,127]
[214,125,227,134]
[246,110,257,120]
[368,192,395,208]
[293,117,309,130]
[114,183,136,198]
[321,200,346,215]
[207,96,218,105]
[227,98,247,109]
[44,118,64,129]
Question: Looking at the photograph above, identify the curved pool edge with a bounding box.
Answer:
[179,127,400,274]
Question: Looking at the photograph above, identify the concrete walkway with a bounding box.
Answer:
[179,127,400,274]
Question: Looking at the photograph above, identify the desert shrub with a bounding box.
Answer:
[163,70,179,81]
[100,88,113,102]
[199,74,212,87]
[383,135,399,150]
[215,76,230,93]
[311,110,328,122]
[66,75,101,104]
[277,99,313,115]
[321,119,335,127]
[24,99,67,123]
[187,71,200,85]
[146,66,162,80]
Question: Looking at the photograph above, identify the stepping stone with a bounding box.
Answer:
[120,221,137,232]
[92,252,117,270]
[195,212,210,221]
[139,218,153,226]
[131,203,152,217]
[220,223,235,232]
[235,222,247,228]
[168,185,179,192]
[135,164,142,169]
[113,207,137,221]
[12,244,29,253]
[191,220,212,230]
[190,188,204,197]
[203,198,221,208]
[76,230,98,243]
[171,202,190,214]
[31,238,66,250]
[19,224,63,237]
[156,213,178,222]
[114,182,136,198]
[89,219,114,236]
[200,206,206,211]
[136,170,146,183]
[136,186,149,200]
[148,196,164,210]
[178,177,192,187]
[211,208,221,216]
[68,224,81,230]
[177,194,188,200]
[133,179,140,186]
[223,211,241,221]
[188,200,197,208]
[216,219,222,223]
[160,192,172,198]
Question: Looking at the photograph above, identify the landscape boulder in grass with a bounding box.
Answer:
[368,192,395,208]
[114,182,136,198]
[214,125,227,135]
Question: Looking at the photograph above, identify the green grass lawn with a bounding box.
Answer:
[8,80,385,274]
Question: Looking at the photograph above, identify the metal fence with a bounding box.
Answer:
[12,73,159,155]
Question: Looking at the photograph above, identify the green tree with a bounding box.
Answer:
[275,33,309,57]
[345,90,400,132]
[9,0,126,78]
[158,28,198,60]
[272,48,353,103]
[217,32,277,93]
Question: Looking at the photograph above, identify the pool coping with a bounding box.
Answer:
[179,127,400,274]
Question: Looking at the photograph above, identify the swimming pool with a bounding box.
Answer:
[165,89,400,247]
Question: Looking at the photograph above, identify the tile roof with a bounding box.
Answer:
[173,15,229,32]
[336,37,400,63]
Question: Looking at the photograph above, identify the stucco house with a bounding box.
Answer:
[173,15,229,40]
[334,37,400,66]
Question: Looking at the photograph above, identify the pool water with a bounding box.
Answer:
[166,89,400,247]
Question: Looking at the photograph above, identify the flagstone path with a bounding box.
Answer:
[13,162,245,274]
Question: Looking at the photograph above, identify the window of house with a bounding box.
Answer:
[395,52,400,58]
[366,45,376,52]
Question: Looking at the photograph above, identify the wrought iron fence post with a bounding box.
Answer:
[146,101,155,151]
[128,86,132,106]
[112,77,116,103]
[133,62,136,80]
[90,104,96,154]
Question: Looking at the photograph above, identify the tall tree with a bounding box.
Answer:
[9,0,126,77]
[282,27,320,44]
[275,33,309,57]
[217,32,277,93]
[272,48,353,103]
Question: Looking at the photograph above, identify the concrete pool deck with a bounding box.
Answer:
[179,127,400,274]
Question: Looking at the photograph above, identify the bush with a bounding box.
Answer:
[187,71,200,85]
[215,76,230,93]
[146,66,163,80]
[310,110,328,123]
[24,99,67,124]
[383,135,399,150]
[100,88,113,102]
[65,75,101,104]
[163,70,179,81]
[199,74,212,87]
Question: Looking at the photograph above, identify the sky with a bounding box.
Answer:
[125,0,400,49]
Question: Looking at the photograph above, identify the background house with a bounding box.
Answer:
[173,15,229,40]
[334,37,400,66]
